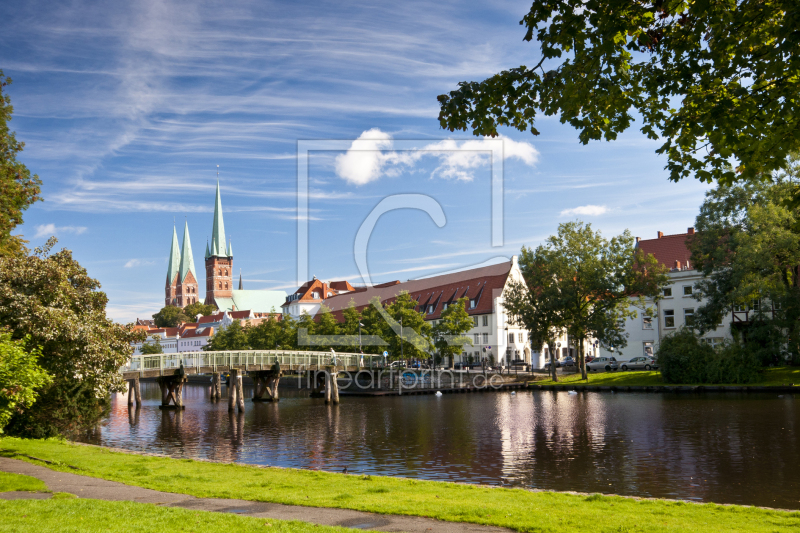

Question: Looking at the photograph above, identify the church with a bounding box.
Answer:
[164,182,286,313]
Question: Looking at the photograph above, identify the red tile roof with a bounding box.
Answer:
[637,230,693,269]
[324,261,513,321]
[182,327,214,338]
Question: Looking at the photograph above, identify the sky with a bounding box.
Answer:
[3,0,713,323]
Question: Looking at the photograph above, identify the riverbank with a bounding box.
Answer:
[532,366,800,391]
[1,438,798,532]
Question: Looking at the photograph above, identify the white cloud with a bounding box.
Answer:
[334,129,539,184]
[560,205,609,217]
[124,259,156,268]
[34,224,88,238]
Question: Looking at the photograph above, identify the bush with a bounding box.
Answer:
[657,328,761,384]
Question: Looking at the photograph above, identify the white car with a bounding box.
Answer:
[586,357,618,372]
[619,357,658,371]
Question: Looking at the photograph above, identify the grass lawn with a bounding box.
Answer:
[0,471,48,492]
[0,499,354,533]
[535,366,800,387]
[1,438,799,532]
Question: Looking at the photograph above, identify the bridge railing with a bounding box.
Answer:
[121,350,364,375]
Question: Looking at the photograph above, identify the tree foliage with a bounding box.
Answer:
[0,331,51,433]
[657,328,761,383]
[383,292,432,361]
[432,297,474,366]
[689,159,800,363]
[438,1,800,188]
[0,238,143,437]
[182,302,216,320]
[505,222,668,379]
[0,71,42,257]
[152,305,189,328]
[139,335,164,355]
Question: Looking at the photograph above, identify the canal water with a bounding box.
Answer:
[83,382,800,510]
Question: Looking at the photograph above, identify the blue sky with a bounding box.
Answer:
[4,0,712,323]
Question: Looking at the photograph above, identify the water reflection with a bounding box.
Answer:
[89,383,799,509]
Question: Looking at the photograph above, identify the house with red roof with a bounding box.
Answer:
[608,228,733,361]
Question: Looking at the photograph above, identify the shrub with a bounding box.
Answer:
[657,328,761,384]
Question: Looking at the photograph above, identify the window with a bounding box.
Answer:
[482,315,488,327]
[508,333,514,344]
[664,309,675,328]
[474,333,480,344]
[443,303,448,310]
[683,285,693,296]
[684,308,694,325]
[643,316,653,329]
[702,337,724,350]
[733,303,745,312]
[225,282,228,289]
[483,333,489,344]
[751,299,761,312]
[663,287,672,297]
[218,269,222,276]
[643,342,654,357]
[472,316,478,327]
[428,305,435,315]
[224,269,228,276]
[312,292,319,299]
[469,299,476,309]
[218,282,222,289]
[518,332,523,342]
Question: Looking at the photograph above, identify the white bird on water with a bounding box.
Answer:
[511,391,516,395]
[435,391,443,397]
[568,390,578,395]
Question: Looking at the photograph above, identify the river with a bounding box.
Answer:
[81,382,800,509]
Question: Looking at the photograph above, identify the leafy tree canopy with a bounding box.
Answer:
[152,305,189,328]
[139,335,164,355]
[432,297,474,366]
[0,239,143,437]
[438,0,800,188]
[182,302,216,320]
[0,331,51,433]
[0,72,42,257]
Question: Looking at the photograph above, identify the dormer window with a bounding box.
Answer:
[312,292,320,299]
[469,299,476,309]
[443,303,448,310]
[427,305,434,314]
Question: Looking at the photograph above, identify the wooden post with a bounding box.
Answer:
[216,373,222,399]
[128,379,134,407]
[270,374,280,402]
[133,376,141,407]
[324,371,332,404]
[174,379,184,408]
[236,372,245,412]
[331,368,339,404]
[228,369,238,411]
[211,372,220,400]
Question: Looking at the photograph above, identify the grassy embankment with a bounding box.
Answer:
[1,438,799,532]
[535,366,800,387]
[0,470,352,533]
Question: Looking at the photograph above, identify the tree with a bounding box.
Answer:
[247,314,283,350]
[689,161,800,363]
[341,299,363,352]
[314,304,341,350]
[0,72,42,257]
[383,291,432,362]
[437,1,800,190]
[505,222,668,380]
[152,305,189,328]
[0,331,51,433]
[139,335,164,355]
[182,302,216,320]
[432,297,473,367]
[0,238,144,437]
[204,320,249,351]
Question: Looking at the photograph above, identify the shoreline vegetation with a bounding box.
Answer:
[533,367,800,388]
[1,438,799,532]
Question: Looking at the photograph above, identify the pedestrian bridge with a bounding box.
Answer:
[121,350,366,379]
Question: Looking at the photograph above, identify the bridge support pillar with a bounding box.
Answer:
[325,367,339,405]
[210,372,222,400]
[156,375,187,410]
[251,362,282,402]
[228,369,245,412]
[127,376,141,408]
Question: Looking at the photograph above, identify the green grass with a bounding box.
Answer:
[0,498,354,533]
[0,471,48,492]
[1,438,799,532]
[535,366,800,387]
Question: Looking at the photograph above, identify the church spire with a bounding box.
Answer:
[238,269,243,290]
[210,180,227,257]
[166,225,181,285]
[178,220,197,282]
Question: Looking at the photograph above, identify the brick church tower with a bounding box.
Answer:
[164,222,199,307]
[204,181,233,307]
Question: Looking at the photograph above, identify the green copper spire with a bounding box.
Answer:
[204,240,210,260]
[210,181,227,257]
[227,238,233,257]
[166,225,181,286]
[178,221,197,283]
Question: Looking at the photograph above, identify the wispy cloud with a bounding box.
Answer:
[124,259,156,268]
[33,224,87,238]
[560,205,609,217]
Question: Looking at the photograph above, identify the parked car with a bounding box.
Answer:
[619,357,658,371]
[544,356,575,370]
[586,356,619,372]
